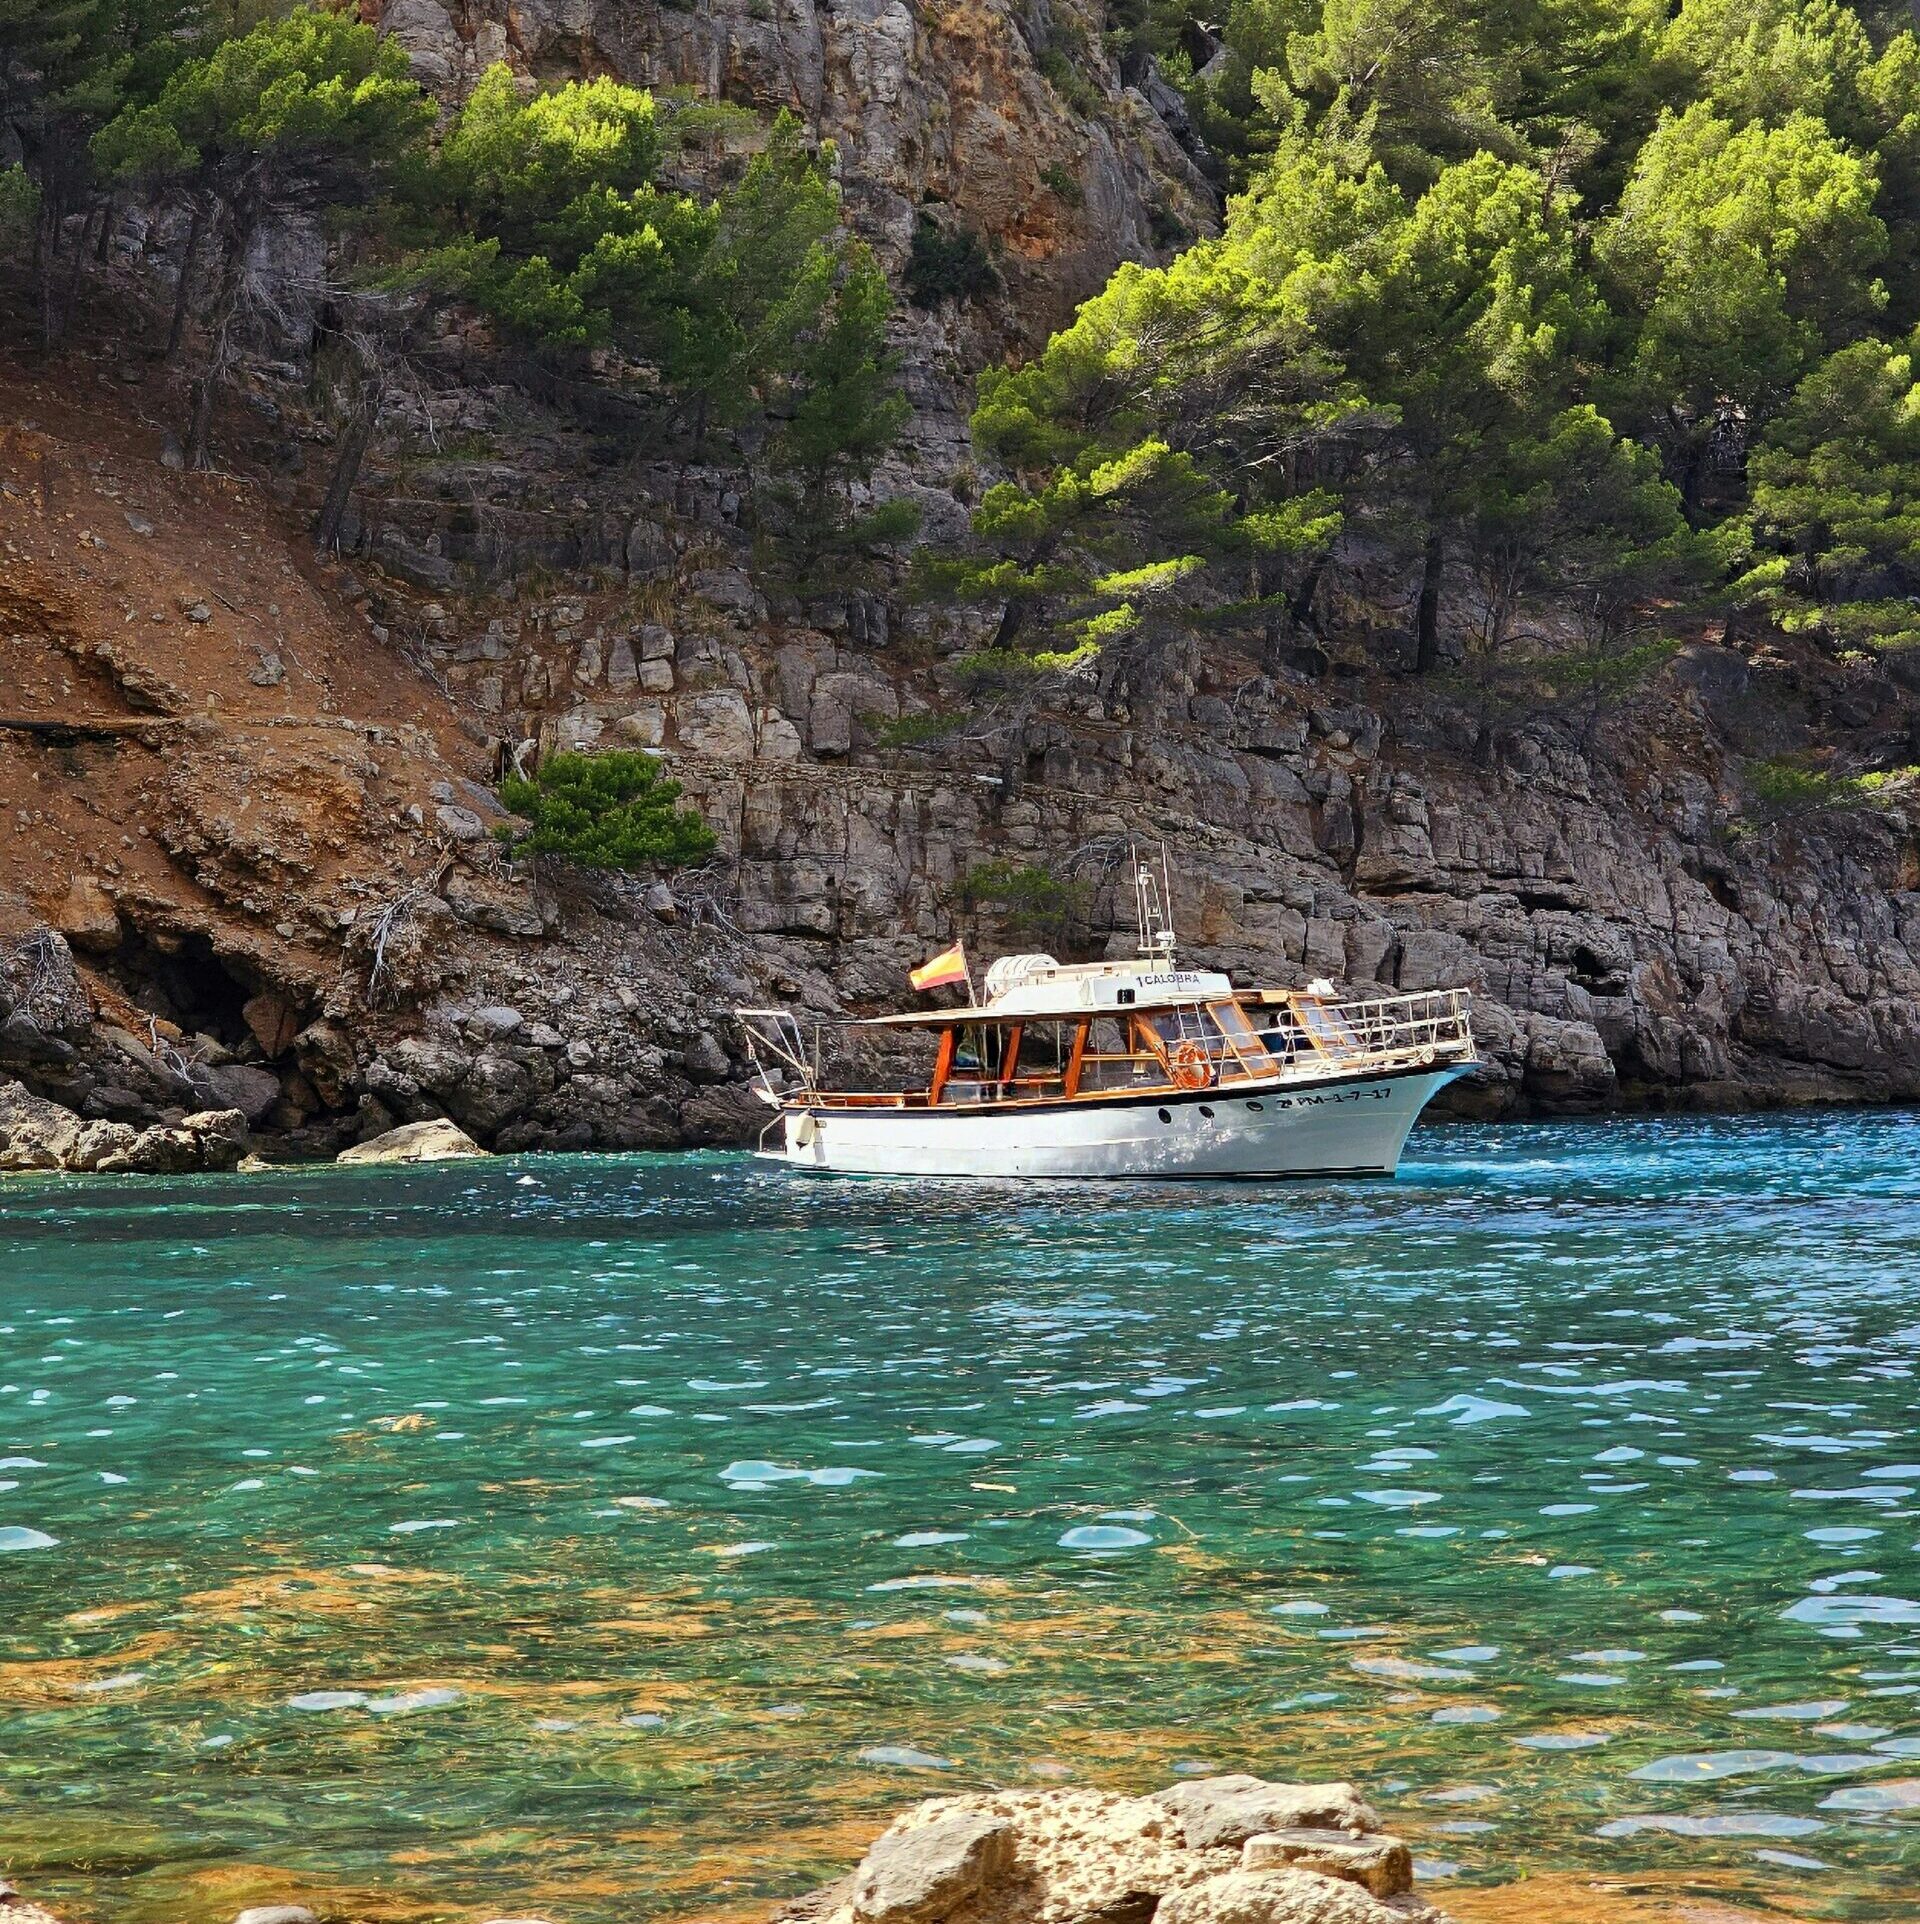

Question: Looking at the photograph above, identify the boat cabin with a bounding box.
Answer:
[738,953,1473,1113]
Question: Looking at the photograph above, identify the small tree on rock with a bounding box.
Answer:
[496,751,716,870]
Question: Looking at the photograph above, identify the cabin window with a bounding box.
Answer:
[936,1021,1080,1102]
[1140,1005,1235,1073]
[1076,1017,1155,1093]
[1293,999,1364,1054]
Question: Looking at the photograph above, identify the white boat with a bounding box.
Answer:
[735,860,1476,1181]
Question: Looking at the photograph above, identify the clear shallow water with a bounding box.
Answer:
[2,1114,1918,1923]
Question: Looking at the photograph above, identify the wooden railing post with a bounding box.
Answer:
[1065,1020,1090,1097]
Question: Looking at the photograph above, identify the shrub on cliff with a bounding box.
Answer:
[904,214,999,308]
[496,752,716,870]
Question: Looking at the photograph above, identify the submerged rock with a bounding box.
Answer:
[336,1117,488,1164]
[775,1777,1449,1924]
[233,1908,319,1924]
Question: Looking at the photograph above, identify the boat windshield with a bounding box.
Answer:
[1133,1001,1270,1082]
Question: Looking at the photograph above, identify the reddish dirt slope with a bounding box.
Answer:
[1,350,492,1040]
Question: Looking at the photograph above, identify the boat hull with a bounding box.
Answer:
[772,1065,1467,1180]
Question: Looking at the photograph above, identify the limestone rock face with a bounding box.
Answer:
[775,1778,1451,1924]
[337,1117,488,1164]
[372,0,1214,350]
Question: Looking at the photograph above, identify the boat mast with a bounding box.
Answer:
[1133,842,1177,962]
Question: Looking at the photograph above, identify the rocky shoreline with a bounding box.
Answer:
[0,1077,249,1173]
[13,349,1920,1169]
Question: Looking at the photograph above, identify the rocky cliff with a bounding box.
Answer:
[373,0,1214,349]
[6,0,1920,1159]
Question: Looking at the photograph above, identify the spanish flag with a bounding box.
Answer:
[910,941,970,994]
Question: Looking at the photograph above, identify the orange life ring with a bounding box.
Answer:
[1169,1040,1212,1090]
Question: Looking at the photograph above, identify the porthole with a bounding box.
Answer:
[1247,1100,1264,1112]
[1198,1105,1215,1119]
[1157,1108,1172,1123]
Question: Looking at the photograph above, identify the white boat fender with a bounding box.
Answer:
[793,1114,818,1147]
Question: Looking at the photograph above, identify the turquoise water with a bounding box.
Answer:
[3,1114,1919,1922]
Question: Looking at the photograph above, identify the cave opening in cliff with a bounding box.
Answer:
[100,927,258,1050]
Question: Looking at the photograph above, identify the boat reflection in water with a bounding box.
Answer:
[737,856,1476,1180]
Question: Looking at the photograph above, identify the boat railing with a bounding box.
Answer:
[738,986,1474,1112]
[734,1008,821,1103]
[1261,987,1475,1076]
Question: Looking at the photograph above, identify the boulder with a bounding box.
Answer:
[67,1120,140,1171]
[51,875,121,954]
[442,870,546,939]
[682,1030,733,1084]
[182,1109,251,1167]
[1241,1831,1412,1900]
[677,689,758,760]
[233,1908,319,1924]
[1156,1868,1415,1924]
[337,1119,487,1165]
[0,1080,82,1168]
[435,804,488,844]
[96,1126,202,1174]
[285,1027,351,1103]
[466,1005,525,1042]
[243,991,304,1059]
[679,1084,766,1146]
[1154,1780,1381,1851]
[605,637,639,694]
[204,1062,283,1124]
[850,1809,1015,1924]
[454,1048,537,1134]
[0,1011,76,1067]
[773,1778,1450,1924]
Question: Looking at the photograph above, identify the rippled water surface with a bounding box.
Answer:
[4,1114,1920,1921]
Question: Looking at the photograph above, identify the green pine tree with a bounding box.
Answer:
[497,751,717,870]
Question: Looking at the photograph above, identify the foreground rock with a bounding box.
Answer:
[336,1117,488,1164]
[0,1079,248,1173]
[776,1777,1450,1924]
[1,1880,70,1924]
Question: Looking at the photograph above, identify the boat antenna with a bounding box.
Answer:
[1132,841,1176,961]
